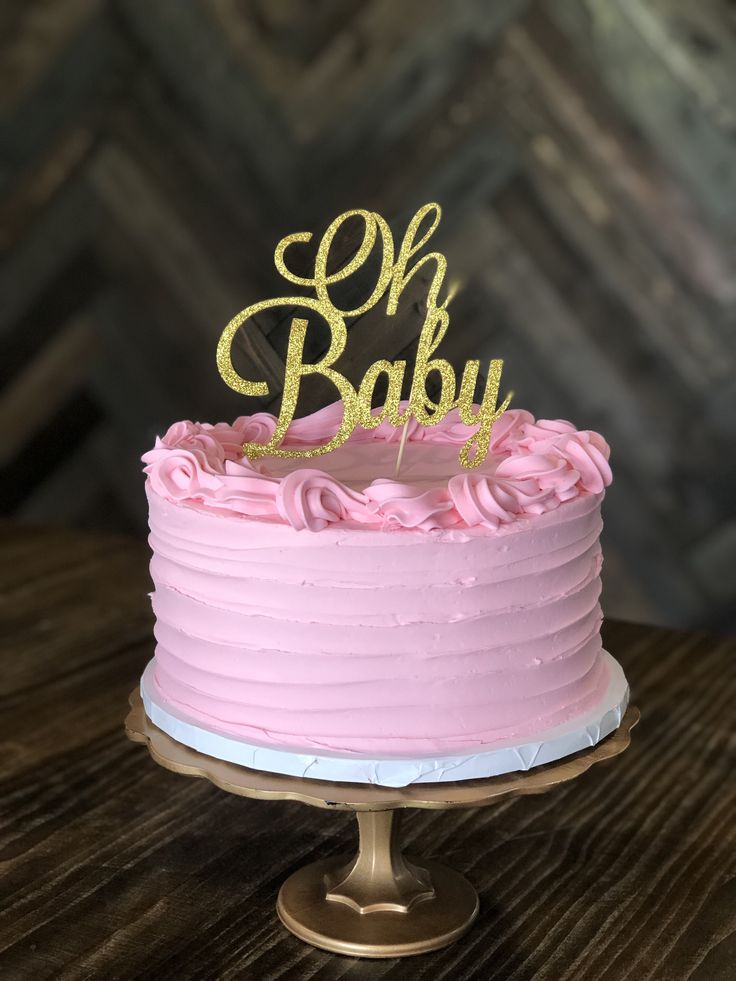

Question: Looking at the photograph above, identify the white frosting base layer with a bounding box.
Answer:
[140,652,629,787]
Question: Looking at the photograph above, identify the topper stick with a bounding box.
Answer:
[394,421,410,479]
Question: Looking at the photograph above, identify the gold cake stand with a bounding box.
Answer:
[125,690,639,959]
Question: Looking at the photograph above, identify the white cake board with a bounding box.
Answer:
[139,653,629,788]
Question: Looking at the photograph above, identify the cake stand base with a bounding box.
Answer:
[276,809,479,957]
[125,690,639,959]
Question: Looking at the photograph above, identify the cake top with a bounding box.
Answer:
[142,403,611,533]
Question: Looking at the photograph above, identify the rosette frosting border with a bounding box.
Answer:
[141,404,613,534]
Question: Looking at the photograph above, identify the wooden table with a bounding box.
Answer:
[2,523,734,980]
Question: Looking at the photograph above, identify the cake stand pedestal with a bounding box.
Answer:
[125,690,639,959]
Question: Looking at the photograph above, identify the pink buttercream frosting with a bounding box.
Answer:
[142,404,612,534]
[145,488,611,754]
[141,402,618,759]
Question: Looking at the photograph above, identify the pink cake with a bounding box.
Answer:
[140,403,628,785]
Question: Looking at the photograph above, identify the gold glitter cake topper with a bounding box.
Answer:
[216,203,511,469]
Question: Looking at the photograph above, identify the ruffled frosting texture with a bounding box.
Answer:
[142,403,612,533]
[145,488,613,755]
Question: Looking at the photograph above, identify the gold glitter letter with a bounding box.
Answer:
[457,360,513,469]
[243,303,358,460]
[314,210,395,317]
[274,210,395,318]
[357,360,408,429]
[408,307,456,425]
[387,203,447,316]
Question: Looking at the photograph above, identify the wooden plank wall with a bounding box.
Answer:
[1,0,734,631]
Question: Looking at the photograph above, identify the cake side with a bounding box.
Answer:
[145,485,610,755]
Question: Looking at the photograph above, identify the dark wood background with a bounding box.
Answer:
[1,0,735,631]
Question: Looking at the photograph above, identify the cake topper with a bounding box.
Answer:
[216,203,511,469]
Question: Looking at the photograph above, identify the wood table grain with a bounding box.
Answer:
[1,522,734,981]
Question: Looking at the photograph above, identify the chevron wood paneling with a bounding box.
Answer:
[1,0,735,630]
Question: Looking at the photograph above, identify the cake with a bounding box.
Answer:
[139,402,628,786]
